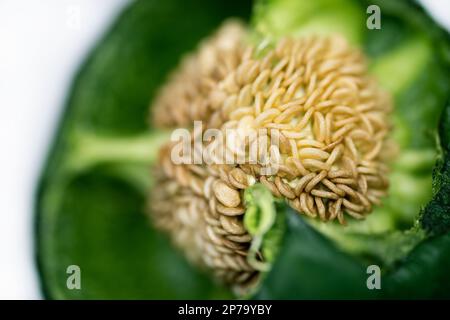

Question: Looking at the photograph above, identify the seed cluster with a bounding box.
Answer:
[204,35,393,223]
[152,20,248,127]
[148,20,393,289]
[151,144,259,289]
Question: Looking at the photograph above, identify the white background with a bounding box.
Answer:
[0,0,448,299]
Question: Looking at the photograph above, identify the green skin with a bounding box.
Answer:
[36,0,450,299]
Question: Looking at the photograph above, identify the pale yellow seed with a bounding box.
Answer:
[213,180,241,208]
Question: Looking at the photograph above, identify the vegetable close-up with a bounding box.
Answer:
[36,0,450,300]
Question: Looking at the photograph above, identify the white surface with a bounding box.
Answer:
[424,0,450,30]
[0,0,448,300]
[0,0,129,300]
